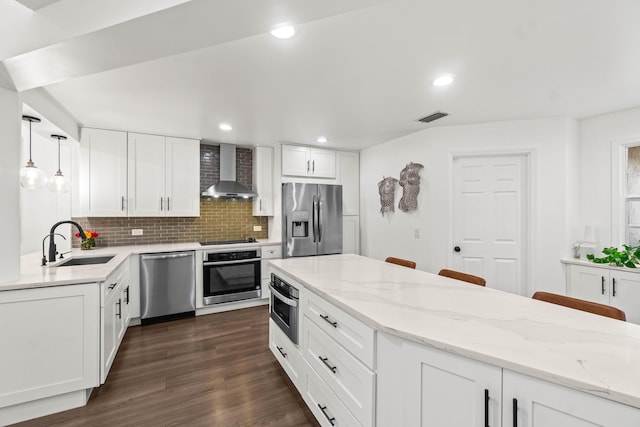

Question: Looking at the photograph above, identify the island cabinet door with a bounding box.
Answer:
[377,333,502,427]
[503,370,640,427]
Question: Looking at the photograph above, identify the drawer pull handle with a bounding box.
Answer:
[108,282,117,290]
[513,398,518,427]
[318,404,336,426]
[601,276,605,295]
[125,286,130,304]
[116,299,122,319]
[319,356,337,373]
[320,314,338,328]
[484,389,490,427]
[276,346,287,358]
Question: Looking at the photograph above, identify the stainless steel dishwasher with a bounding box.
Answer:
[140,251,196,324]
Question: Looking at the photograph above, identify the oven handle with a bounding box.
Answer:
[269,283,298,307]
[204,258,261,266]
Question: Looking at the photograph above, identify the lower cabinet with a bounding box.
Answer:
[342,216,360,255]
[269,318,304,388]
[101,260,131,383]
[377,332,640,427]
[0,284,100,425]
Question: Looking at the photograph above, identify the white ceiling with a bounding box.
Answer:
[4,0,640,150]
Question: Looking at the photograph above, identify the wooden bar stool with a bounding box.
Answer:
[438,269,486,286]
[532,291,626,321]
[385,257,416,269]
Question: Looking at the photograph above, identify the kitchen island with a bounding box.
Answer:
[268,254,640,426]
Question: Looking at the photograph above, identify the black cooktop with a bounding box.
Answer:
[199,238,257,246]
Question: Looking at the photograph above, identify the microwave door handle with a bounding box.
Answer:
[269,283,298,307]
[204,258,260,266]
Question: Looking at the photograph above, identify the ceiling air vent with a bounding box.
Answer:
[417,111,449,123]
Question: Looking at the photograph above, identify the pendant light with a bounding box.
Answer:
[20,115,47,190]
[47,134,69,193]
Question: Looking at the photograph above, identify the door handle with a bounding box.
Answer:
[484,389,490,427]
[454,246,461,252]
[512,398,518,427]
[167,197,170,211]
[160,197,163,211]
[612,278,617,297]
[602,276,605,295]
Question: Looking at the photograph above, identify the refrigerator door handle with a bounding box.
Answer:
[317,196,322,242]
[312,195,318,242]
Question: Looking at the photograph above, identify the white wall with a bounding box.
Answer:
[19,124,73,255]
[579,107,640,250]
[360,117,577,295]
[0,88,21,282]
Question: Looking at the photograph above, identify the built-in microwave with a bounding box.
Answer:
[269,273,299,344]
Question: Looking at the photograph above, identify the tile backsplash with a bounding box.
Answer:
[72,144,269,247]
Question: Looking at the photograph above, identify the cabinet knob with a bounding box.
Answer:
[454,246,461,253]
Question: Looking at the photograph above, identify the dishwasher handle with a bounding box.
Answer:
[141,252,193,261]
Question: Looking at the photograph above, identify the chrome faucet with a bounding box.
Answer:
[48,221,86,263]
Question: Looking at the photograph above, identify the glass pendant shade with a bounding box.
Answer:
[48,134,69,193]
[20,163,47,189]
[20,115,45,190]
[47,171,69,193]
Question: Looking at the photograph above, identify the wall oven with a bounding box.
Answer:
[269,273,299,344]
[202,247,261,305]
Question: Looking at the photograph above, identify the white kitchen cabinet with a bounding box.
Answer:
[269,319,304,389]
[504,370,640,426]
[565,263,640,323]
[282,144,336,178]
[261,244,282,299]
[79,128,128,216]
[128,133,200,217]
[252,146,274,216]
[342,216,360,255]
[0,284,99,425]
[337,151,359,216]
[377,333,502,427]
[101,261,131,383]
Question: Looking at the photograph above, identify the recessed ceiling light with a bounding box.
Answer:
[270,25,295,39]
[317,136,328,143]
[219,123,232,131]
[433,75,454,87]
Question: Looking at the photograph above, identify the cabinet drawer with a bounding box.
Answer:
[269,319,304,389]
[305,367,362,427]
[262,245,282,259]
[302,291,375,368]
[101,261,128,305]
[303,317,374,426]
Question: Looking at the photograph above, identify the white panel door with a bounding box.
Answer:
[282,145,311,176]
[452,155,527,295]
[128,133,166,216]
[566,264,610,305]
[609,270,640,324]
[310,148,336,178]
[342,215,360,254]
[80,128,128,216]
[165,136,200,216]
[337,151,359,215]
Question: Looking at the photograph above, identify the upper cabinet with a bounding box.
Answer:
[128,133,200,217]
[79,128,128,217]
[252,146,274,216]
[282,144,336,178]
[79,128,199,217]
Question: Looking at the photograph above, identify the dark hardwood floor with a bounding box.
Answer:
[14,305,319,427]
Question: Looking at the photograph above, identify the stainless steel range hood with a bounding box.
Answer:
[201,143,257,199]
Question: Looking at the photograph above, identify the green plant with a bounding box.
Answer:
[586,245,640,268]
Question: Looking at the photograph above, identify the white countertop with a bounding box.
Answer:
[1,239,280,292]
[269,254,640,408]
[561,257,640,273]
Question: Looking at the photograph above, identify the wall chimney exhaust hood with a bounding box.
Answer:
[201,143,257,199]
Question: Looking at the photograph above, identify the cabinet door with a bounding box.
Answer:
[166,137,200,216]
[566,264,610,305]
[0,284,100,408]
[80,128,128,216]
[253,146,274,216]
[377,333,502,427]
[310,148,336,178]
[282,145,311,176]
[128,133,166,216]
[101,288,119,383]
[337,151,359,215]
[504,370,640,427]
[609,270,640,324]
[342,215,359,254]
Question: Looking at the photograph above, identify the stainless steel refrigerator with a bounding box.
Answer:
[282,183,342,258]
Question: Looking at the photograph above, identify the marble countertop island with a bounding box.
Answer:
[269,254,640,408]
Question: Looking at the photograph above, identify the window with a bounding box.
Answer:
[626,146,640,245]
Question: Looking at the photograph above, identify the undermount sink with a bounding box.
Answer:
[55,255,115,267]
